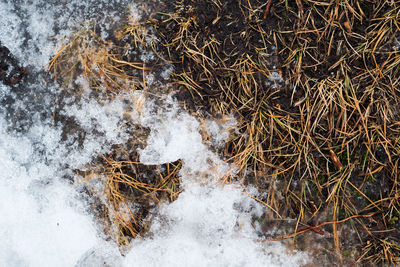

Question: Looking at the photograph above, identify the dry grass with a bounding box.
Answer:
[150,0,400,264]
[78,156,182,251]
[47,23,148,93]
[47,0,400,264]
[48,21,182,251]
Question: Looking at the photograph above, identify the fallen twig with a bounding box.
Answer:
[259,212,377,242]
[263,0,273,19]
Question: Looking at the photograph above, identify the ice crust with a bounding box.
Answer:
[0,1,308,266]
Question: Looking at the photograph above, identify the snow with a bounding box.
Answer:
[137,95,222,171]
[123,183,306,267]
[0,118,99,267]
[205,116,237,148]
[0,1,309,266]
[266,71,284,89]
[61,89,131,169]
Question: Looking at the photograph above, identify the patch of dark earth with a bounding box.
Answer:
[144,0,400,266]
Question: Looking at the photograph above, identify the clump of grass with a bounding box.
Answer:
[149,0,400,264]
[47,23,148,93]
[47,20,183,252]
[361,238,400,265]
[79,156,182,251]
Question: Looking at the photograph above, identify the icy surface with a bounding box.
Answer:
[0,118,100,267]
[0,1,309,266]
[137,94,231,180]
[0,0,131,68]
[124,184,306,267]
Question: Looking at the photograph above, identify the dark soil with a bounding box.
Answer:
[0,44,26,86]
[144,0,400,265]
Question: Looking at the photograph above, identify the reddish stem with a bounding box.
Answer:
[264,0,273,19]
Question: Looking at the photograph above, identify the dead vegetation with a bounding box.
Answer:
[78,156,182,252]
[146,0,400,265]
[47,23,148,93]
[47,0,400,264]
[47,21,183,251]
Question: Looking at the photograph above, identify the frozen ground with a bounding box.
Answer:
[0,1,308,266]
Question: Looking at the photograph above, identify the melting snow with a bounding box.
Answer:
[123,183,305,267]
[0,1,309,266]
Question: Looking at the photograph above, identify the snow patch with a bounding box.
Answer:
[124,184,307,267]
[0,118,99,267]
